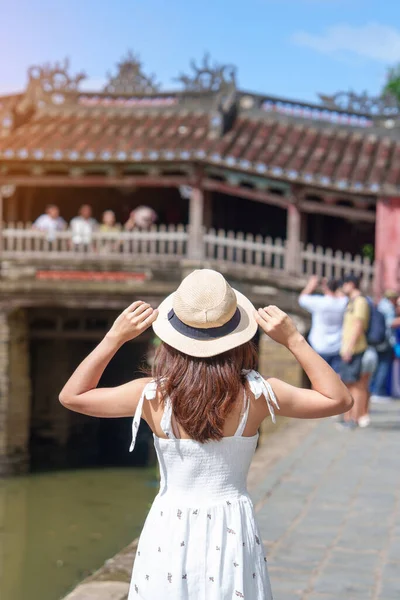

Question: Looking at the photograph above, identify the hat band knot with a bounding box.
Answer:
[167,308,241,340]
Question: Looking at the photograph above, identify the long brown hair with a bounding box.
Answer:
[151,341,258,443]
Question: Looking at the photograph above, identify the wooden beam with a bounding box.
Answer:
[202,179,289,210]
[0,175,193,188]
[299,199,376,223]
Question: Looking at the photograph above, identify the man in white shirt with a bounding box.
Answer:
[32,204,66,241]
[299,276,348,373]
[69,204,98,246]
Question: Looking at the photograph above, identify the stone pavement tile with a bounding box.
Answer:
[271,542,326,568]
[326,549,379,570]
[378,580,400,599]
[387,537,400,561]
[270,573,310,595]
[317,564,376,588]
[312,572,373,597]
[63,581,129,600]
[306,595,340,600]
[282,530,337,549]
[382,560,400,580]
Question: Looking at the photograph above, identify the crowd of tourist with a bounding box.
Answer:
[32,203,158,243]
[299,274,400,430]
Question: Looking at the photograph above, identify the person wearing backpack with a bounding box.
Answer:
[370,290,399,403]
[338,275,371,429]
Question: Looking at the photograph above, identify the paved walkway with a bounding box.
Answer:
[252,402,400,600]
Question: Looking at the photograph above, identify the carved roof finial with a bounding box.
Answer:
[318,90,399,116]
[27,58,86,93]
[103,51,160,95]
[176,53,237,92]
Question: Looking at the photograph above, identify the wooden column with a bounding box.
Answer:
[203,190,213,229]
[188,187,205,260]
[6,191,18,222]
[285,202,302,274]
[374,197,400,296]
[22,188,34,223]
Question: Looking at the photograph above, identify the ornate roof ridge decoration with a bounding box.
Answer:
[176,53,237,92]
[27,58,86,93]
[319,91,400,116]
[103,51,160,95]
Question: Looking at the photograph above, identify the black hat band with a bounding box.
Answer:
[167,307,241,340]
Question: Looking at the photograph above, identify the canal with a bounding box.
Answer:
[0,466,157,600]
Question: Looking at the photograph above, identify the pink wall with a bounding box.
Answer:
[375,197,400,294]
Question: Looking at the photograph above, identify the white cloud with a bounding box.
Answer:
[292,22,400,62]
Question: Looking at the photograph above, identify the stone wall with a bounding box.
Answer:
[0,308,31,475]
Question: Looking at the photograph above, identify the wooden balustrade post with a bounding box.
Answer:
[188,187,205,260]
[285,202,302,275]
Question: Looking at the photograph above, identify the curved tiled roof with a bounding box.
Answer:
[1,86,400,196]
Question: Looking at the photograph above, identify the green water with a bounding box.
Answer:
[0,468,157,600]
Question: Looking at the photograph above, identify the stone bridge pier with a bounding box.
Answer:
[0,308,31,475]
[0,273,310,476]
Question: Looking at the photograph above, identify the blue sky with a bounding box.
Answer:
[0,0,398,103]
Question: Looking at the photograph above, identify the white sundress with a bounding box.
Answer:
[127,370,278,600]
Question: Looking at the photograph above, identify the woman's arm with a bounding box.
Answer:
[255,306,353,419]
[59,301,158,417]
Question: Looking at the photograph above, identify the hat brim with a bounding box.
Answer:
[152,288,258,358]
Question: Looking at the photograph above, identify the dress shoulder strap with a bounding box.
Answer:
[129,380,157,452]
[242,369,280,423]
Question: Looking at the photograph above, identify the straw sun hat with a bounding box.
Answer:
[152,269,258,357]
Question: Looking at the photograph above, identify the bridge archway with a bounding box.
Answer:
[28,309,154,471]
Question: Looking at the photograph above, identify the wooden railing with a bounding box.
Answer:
[0,223,375,285]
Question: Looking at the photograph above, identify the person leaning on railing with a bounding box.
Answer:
[69,204,98,251]
[32,204,67,242]
[98,210,122,253]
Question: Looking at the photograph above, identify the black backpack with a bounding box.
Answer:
[365,297,386,347]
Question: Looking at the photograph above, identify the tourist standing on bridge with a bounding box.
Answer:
[299,275,347,373]
[32,204,66,241]
[338,274,370,429]
[59,269,352,600]
[370,290,398,403]
[69,204,98,247]
[124,205,157,231]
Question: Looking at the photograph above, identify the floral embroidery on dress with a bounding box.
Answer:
[129,371,274,600]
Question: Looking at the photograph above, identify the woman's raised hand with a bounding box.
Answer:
[255,305,303,348]
[106,301,158,344]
